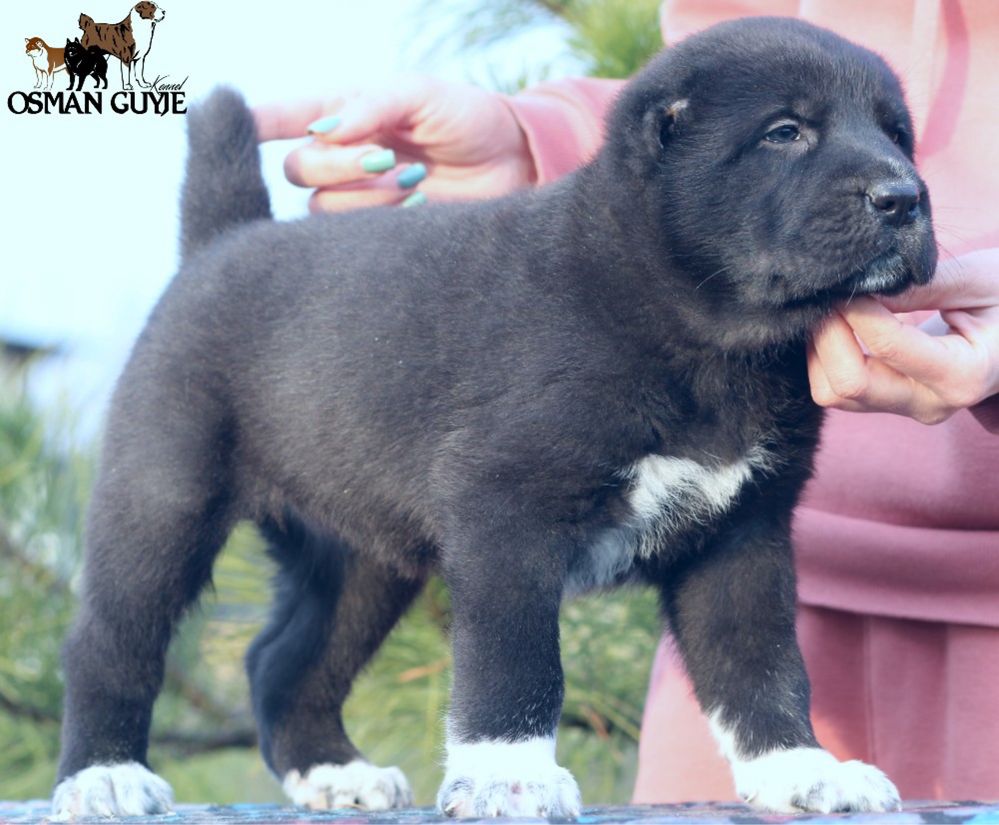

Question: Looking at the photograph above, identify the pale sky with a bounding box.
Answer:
[1,0,584,437]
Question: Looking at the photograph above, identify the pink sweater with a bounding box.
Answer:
[506,0,999,626]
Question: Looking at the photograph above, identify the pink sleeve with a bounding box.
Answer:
[502,78,623,185]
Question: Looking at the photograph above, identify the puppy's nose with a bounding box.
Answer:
[867,181,920,226]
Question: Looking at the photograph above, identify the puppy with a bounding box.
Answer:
[24,37,65,90]
[79,1,165,90]
[53,17,935,819]
[64,38,109,91]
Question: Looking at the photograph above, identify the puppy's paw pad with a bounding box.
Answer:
[737,748,901,813]
[283,760,412,811]
[437,768,581,818]
[51,762,174,818]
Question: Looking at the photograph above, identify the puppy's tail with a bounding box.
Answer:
[180,86,272,262]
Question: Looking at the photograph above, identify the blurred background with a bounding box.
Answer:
[0,0,665,806]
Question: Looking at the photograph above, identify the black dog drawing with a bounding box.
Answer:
[64,38,108,91]
[53,17,936,819]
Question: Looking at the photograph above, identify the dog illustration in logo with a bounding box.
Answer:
[65,38,109,91]
[25,37,65,90]
[79,1,166,91]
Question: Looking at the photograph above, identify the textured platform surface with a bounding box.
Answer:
[2,802,998,824]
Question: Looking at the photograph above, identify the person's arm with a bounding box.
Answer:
[808,248,999,432]
[501,77,622,185]
[252,76,622,211]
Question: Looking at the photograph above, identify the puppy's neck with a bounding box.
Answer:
[564,158,827,355]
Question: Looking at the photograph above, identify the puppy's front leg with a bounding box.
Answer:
[660,514,900,813]
[438,520,580,818]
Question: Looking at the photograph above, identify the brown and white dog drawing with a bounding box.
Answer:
[79,1,166,91]
[25,37,66,90]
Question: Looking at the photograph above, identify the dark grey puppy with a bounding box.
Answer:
[53,17,935,818]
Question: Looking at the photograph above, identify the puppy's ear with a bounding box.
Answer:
[644,99,689,161]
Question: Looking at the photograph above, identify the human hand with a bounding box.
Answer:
[253,76,536,213]
[808,249,999,424]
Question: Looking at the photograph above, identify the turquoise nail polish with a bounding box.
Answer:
[361,149,396,174]
[306,114,341,134]
[397,162,427,189]
[401,191,427,208]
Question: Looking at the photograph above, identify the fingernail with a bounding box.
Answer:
[396,162,427,189]
[306,115,341,134]
[361,149,396,174]
[401,191,427,208]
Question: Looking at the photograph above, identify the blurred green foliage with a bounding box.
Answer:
[0,381,662,804]
[424,0,663,86]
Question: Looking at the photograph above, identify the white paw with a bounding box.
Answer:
[437,737,581,818]
[734,747,901,813]
[283,760,412,811]
[51,762,174,818]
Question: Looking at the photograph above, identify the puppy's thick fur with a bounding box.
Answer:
[54,17,936,819]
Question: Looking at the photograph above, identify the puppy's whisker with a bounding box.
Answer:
[695,264,733,291]
[934,241,962,266]
[845,279,860,307]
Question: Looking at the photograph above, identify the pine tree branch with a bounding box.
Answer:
[0,689,56,724]
[0,687,258,756]
[0,521,71,594]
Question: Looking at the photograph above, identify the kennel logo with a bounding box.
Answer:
[10,2,186,116]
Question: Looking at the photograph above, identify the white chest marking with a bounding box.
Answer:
[566,448,770,595]
[627,453,755,539]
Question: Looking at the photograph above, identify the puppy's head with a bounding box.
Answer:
[604,17,936,347]
[25,37,44,55]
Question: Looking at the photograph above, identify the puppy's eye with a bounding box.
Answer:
[891,127,906,145]
[764,124,801,144]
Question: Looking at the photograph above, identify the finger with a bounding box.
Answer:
[253,97,345,142]
[307,91,414,147]
[839,298,954,385]
[939,308,999,405]
[284,143,395,188]
[878,251,999,313]
[852,359,959,422]
[806,336,866,411]
[809,312,871,401]
[816,340,933,417]
[810,312,931,414]
[308,181,415,214]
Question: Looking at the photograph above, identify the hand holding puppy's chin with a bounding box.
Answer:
[807,290,999,424]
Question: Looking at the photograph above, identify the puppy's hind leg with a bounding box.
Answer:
[248,518,425,811]
[53,385,236,817]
